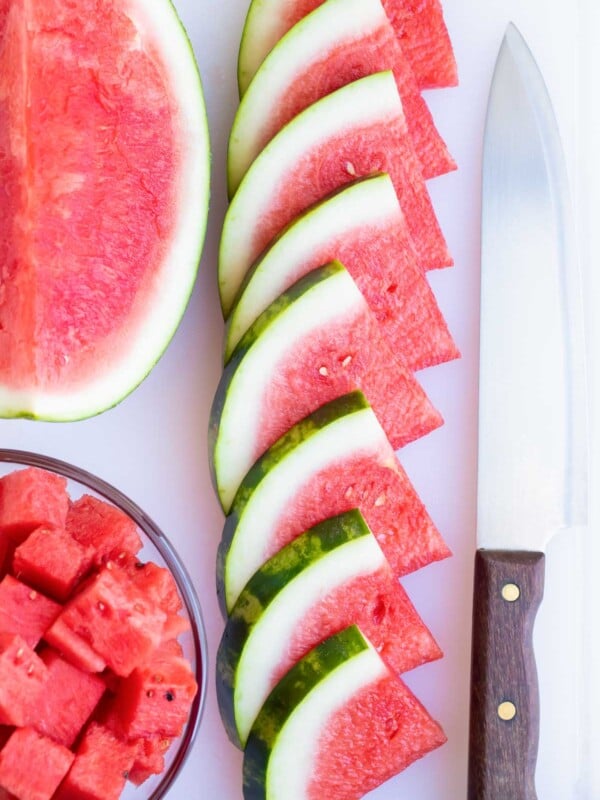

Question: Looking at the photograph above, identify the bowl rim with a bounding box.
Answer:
[0,448,209,799]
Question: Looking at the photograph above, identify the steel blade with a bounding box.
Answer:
[477,23,587,551]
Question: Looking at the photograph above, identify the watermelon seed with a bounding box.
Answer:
[318,366,329,376]
[147,690,155,698]
[345,161,357,176]
[26,664,35,676]
[165,692,174,702]
[341,355,352,368]
[15,647,24,660]
[344,486,354,499]
[374,493,387,507]
[29,590,37,600]
[97,602,106,612]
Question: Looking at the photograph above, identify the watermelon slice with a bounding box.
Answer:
[229,0,454,190]
[219,71,452,315]
[0,727,74,800]
[243,626,446,799]
[210,263,442,512]
[218,392,449,613]
[237,0,457,94]
[0,0,210,420]
[226,174,459,370]
[217,509,441,747]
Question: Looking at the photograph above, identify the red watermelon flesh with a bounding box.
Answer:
[0,468,68,543]
[0,575,61,648]
[308,670,446,799]
[0,634,48,728]
[0,727,74,800]
[128,736,172,786]
[12,526,91,601]
[66,495,142,566]
[35,649,106,748]
[238,1,454,182]
[43,616,107,675]
[112,553,183,615]
[0,0,197,405]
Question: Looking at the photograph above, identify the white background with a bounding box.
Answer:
[2,0,599,797]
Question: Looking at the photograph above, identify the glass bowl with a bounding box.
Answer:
[0,449,208,800]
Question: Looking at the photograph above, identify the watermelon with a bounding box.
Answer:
[217,509,441,747]
[0,575,61,648]
[0,634,48,727]
[12,526,90,601]
[66,495,142,565]
[218,391,449,612]
[225,174,459,370]
[219,71,452,315]
[237,0,457,94]
[229,0,454,190]
[128,736,172,786]
[243,626,446,799]
[0,727,74,800]
[0,0,210,420]
[210,263,442,512]
[0,468,68,543]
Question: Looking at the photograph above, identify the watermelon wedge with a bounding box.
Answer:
[217,509,441,748]
[219,71,452,315]
[0,0,210,420]
[210,263,442,512]
[237,0,457,95]
[228,0,455,190]
[218,392,449,613]
[226,174,459,370]
[243,626,446,799]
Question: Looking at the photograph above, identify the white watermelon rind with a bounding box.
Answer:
[0,0,210,422]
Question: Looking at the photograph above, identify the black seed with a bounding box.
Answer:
[165,691,174,702]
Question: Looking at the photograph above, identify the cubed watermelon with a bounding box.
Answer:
[12,527,91,601]
[66,496,142,565]
[0,576,61,648]
[0,635,48,727]
[48,565,167,677]
[35,649,106,748]
[112,554,182,614]
[43,616,107,674]
[55,723,136,800]
[0,728,74,800]
[0,468,68,543]
[128,736,172,786]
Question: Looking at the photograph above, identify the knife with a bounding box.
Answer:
[468,23,588,800]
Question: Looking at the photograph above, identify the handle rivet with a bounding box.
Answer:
[501,583,520,602]
[498,701,517,721]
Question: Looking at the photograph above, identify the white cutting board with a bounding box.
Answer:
[1,0,598,797]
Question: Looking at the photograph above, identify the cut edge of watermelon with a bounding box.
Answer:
[0,0,210,421]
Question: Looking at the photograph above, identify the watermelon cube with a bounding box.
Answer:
[0,468,68,543]
[0,635,48,727]
[35,649,106,748]
[114,646,197,738]
[55,723,136,800]
[0,576,61,648]
[113,554,182,614]
[128,736,172,786]
[43,616,107,674]
[66,495,142,565]
[12,526,91,601]
[48,565,167,677]
[0,728,74,800]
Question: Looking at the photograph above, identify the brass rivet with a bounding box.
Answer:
[498,701,517,721]
[502,583,520,602]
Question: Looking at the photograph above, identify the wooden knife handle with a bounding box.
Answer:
[468,549,545,800]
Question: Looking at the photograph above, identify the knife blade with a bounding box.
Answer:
[468,22,588,800]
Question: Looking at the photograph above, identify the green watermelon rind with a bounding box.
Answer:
[216,509,373,747]
[0,0,211,422]
[215,391,375,615]
[242,625,379,800]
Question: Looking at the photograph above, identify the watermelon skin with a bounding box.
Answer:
[0,634,48,728]
[218,391,449,612]
[217,510,441,747]
[229,0,454,190]
[0,575,61,649]
[0,728,74,800]
[211,263,442,512]
[226,174,459,371]
[0,468,68,543]
[0,0,210,421]
[66,495,142,565]
[219,71,452,316]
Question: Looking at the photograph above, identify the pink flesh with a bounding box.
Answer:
[252,118,452,274]
[308,671,446,799]
[271,452,450,578]
[256,300,442,460]
[0,0,181,391]
[260,18,454,179]
[273,567,441,688]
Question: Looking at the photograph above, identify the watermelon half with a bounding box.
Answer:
[243,626,446,800]
[228,0,455,190]
[237,0,457,95]
[219,71,451,316]
[217,509,441,748]
[209,263,442,512]
[225,174,459,370]
[0,0,210,420]
[218,391,450,613]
